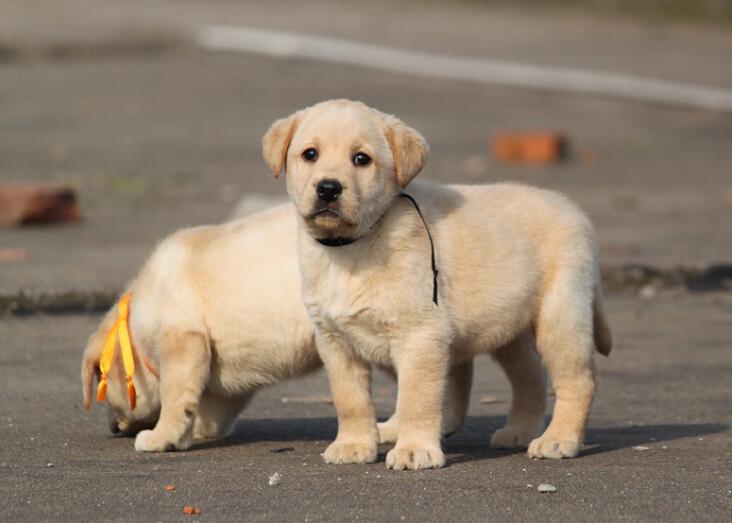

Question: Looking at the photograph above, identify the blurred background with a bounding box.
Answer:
[2,0,731,297]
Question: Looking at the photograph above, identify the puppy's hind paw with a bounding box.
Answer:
[386,446,445,470]
[527,436,580,459]
[322,441,377,465]
[377,419,399,444]
[490,426,540,450]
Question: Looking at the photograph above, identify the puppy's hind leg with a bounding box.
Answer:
[490,332,546,450]
[135,331,210,452]
[376,365,399,444]
[378,360,473,444]
[193,391,253,441]
[377,413,400,444]
[442,360,473,437]
[528,275,597,459]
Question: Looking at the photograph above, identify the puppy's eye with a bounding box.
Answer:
[302,148,318,162]
[353,152,371,167]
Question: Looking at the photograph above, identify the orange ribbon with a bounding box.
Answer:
[96,292,137,410]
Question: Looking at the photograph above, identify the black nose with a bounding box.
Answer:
[316,179,342,203]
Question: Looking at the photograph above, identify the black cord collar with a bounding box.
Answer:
[314,192,439,306]
[315,237,358,247]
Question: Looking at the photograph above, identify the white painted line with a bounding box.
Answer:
[197,25,732,113]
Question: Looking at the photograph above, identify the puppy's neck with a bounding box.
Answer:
[298,194,439,305]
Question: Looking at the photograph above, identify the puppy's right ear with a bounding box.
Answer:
[81,341,100,411]
[262,111,302,178]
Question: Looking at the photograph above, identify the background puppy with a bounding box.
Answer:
[264,99,612,470]
[81,204,471,451]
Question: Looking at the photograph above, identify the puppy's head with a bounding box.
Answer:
[81,315,160,435]
[262,99,429,240]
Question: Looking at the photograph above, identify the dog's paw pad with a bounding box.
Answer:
[322,442,377,464]
[490,426,539,450]
[527,436,580,459]
[386,446,445,470]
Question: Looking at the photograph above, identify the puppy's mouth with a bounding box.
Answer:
[308,206,343,219]
[303,205,359,236]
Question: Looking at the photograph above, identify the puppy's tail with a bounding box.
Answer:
[593,286,612,357]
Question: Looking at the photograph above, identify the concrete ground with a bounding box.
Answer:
[1,1,731,521]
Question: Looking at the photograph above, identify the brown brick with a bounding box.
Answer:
[0,183,81,227]
[492,131,568,165]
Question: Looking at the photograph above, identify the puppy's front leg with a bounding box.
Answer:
[320,335,378,465]
[135,331,210,452]
[387,336,448,470]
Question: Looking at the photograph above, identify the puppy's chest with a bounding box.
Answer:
[305,263,403,362]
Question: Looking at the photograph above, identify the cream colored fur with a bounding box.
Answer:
[81,204,471,451]
[263,99,612,470]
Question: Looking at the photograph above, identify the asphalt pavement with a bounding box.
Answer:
[1,291,731,521]
[1,1,731,521]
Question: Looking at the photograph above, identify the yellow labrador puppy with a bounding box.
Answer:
[81,204,472,451]
[263,99,612,470]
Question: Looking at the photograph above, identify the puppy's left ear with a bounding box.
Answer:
[262,111,302,178]
[384,116,430,189]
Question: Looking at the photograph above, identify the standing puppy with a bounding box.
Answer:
[263,99,612,470]
[81,204,472,450]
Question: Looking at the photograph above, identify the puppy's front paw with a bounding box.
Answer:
[490,426,541,450]
[527,435,580,459]
[134,430,165,452]
[386,445,445,470]
[322,441,377,464]
[134,429,185,452]
[377,419,399,444]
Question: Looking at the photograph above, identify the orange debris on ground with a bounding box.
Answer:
[0,183,81,227]
[183,505,201,515]
[492,131,568,165]
[164,485,176,492]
